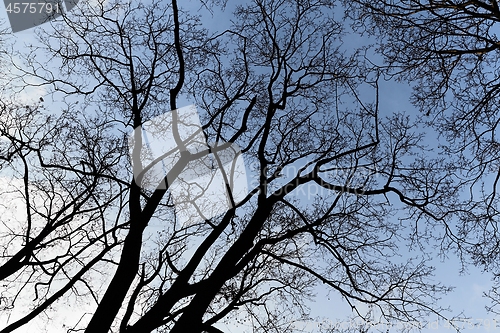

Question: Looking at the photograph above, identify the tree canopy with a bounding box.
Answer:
[346,0,500,308]
[0,0,498,332]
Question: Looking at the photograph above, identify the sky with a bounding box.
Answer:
[0,0,500,332]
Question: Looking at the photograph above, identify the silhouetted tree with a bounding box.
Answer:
[346,0,500,314]
[0,0,471,332]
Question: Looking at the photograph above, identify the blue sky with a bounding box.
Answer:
[1,0,500,332]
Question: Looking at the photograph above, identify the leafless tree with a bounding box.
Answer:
[345,0,500,314]
[0,0,471,332]
[0,92,130,332]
